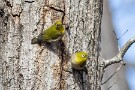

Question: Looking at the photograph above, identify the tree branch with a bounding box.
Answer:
[104,36,135,68]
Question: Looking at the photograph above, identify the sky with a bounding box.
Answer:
[108,0,135,90]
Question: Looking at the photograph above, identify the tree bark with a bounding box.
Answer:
[0,0,103,90]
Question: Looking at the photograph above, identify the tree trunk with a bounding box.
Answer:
[0,0,103,90]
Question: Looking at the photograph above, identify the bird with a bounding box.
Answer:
[31,20,65,44]
[71,51,88,70]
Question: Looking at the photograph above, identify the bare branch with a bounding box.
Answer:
[117,29,128,40]
[101,62,124,85]
[104,36,135,68]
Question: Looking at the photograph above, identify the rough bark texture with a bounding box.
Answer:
[0,0,103,90]
[65,0,103,90]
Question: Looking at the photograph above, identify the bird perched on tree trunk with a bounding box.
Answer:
[71,51,88,70]
[31,20,65,44]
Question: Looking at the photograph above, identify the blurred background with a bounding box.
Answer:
[101,0,135,90]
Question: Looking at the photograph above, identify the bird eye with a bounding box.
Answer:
[82,54,85,58]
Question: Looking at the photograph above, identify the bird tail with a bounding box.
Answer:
[31,37,39,44]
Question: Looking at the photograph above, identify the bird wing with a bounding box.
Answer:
[79,61,86,68]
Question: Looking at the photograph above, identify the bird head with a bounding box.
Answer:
[75,51,88,63]
[55,21,65,34]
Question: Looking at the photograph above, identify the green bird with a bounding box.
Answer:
[71,51,88,70]
[31,20,65,44]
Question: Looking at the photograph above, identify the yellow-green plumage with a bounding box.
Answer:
[71,51,88,70]
[31,21,65,44]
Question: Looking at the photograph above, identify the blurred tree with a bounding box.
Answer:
[101,0,129,90]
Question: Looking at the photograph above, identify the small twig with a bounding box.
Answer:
[101,62,124,85]
[104,36,135,68]
[117,29,128,40]
[106,74,118,90]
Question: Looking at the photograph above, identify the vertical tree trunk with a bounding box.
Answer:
[0,0,103,90]
[66,0,103,89]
